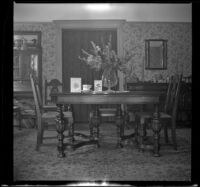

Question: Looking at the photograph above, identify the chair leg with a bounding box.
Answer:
[164,122,169,143]
[89,109,100,148]
[33,118,37,129]
[68,117,74,145]
[171,119,177,150]
[89,111,94,141]
[71,121,75,143]
[36,131,42,151]
[143,122,147,140]
[139,121,145,151]
[36,119,43,151]
[18,110,22,130]
[41,128,44,144]
[134,115,140,146]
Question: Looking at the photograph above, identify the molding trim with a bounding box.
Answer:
[53,20,126,90]
[14,22,51,24]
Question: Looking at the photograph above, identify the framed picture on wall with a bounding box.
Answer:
[145,39,167,70]
[14,31,41,50]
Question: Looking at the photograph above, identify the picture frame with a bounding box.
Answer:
[94,80,102,92]
[70,78,82,93]
[145,39,167,70]
[14,31,42,50]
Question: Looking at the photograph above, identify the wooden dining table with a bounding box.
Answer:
[53,91,163,158]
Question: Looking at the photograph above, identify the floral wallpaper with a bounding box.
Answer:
[14,21,192,88]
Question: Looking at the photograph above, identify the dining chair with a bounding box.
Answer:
[44,79,62,105]
[30,74,74,151]
[88,82,127,147]
[134,74,182,151]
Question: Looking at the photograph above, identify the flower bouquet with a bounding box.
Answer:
[79,36,133,92]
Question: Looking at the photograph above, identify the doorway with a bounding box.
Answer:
[62,28,117,122]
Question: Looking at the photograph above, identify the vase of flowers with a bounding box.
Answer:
[101,66,118,92]
[79,36,133,92]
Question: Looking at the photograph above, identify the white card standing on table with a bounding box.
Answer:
[70,78,82,92]
[94,80,102,92]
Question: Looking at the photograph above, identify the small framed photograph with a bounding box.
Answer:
[94,80,102,92]
[70,78,82,92]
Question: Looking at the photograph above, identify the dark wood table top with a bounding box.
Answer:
[52,91,161,105]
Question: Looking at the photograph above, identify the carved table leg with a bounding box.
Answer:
[134,114,140,147]
[56,104,66,158]
[64,104,74,149]
[138,120,145,152]
[116,105,124,148]
[152,104,162,157]
[89,110,94,141]
[94,105,100,147]
[89,105,100,147]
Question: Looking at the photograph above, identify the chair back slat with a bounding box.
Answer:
[30,74,41,118]
[164,74,182,115]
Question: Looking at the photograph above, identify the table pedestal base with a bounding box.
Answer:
[56,103,161,157]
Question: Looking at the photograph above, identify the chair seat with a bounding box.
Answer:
[136,111,172,118]
[42,111,73,119]
[99,108,117,117]
[42,111,58,119]
[13,105,20,111]
[99,108,117,112]
[160,112,172,118]
[42,105,57,111]
[21,109,36,116]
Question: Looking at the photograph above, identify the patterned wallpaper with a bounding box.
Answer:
[120,22,192,82]
[14,21,192,86]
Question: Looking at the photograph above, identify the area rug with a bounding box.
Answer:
[14,123,191,181]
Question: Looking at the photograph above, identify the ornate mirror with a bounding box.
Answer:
[145,39,167,70]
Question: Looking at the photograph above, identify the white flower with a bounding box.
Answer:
[96,46,101,51]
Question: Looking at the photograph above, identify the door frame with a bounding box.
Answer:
[53,20,126,91]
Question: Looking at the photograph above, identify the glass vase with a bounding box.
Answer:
[102,67,118,93]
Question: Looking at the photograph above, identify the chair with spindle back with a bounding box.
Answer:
[134,74,182,151]
[89,80,124,147]
[30,74,74,151]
